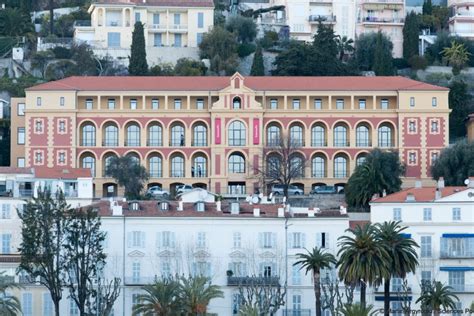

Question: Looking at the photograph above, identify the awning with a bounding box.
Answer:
[440,267,474,271]
[442,233,474,238]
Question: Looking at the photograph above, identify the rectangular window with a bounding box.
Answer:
[70,298,79,316]
[1,204,11,219]
[423,208,432,221]
[59,152,66,164]
[292,265,301,285]
[18,103,25,115]
[132,262,141,283]
[60,97,65,106]
[174,13,181,25]
[174,34,182,47]
[85,99,93,110]
[410,97,415,107]
[174,99,182,110]
[152,99,159,109]
[233,232,241,248]
[132,294,140,312]
[17,157,25,168]
[37,97,41,106]
[196,99,204,110]
[452,207,461,221]
[431,121,439,133]
[314,99,322,109]
[22,293,33,316]
[448,271,465,292]
[154,33,162,46]
[292,99,300,110]
[18,127,25,145]
[2,233,11,254]
[291,232,305,248]
[381,99,389,109]
[409,121,417,133]
[359,99,366,109]
[420,236,432,258]
[161,261,171,276]
[198,12,204,28]
[197,33,204,45]
[316,232,329,249]
[260,232,275,248]
[292,294,302,311]
[421,270,431,284]
[108,99,115,109]
[336,99,344,110]
[153,13,160,25]
[197,232,206,248]
[59,121,66,133]
[107,32,121,47]
[129,231,145,248]
[393,208,401,221]
[135,12,140,22]
[270,99,278,109]
[130,99,137,110]
[432,97,437,107]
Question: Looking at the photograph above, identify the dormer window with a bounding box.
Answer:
[196,201,205,212]
[230,202,239,214]
[129,202,140,211]
[233,97,241,109]
[159,202,169,211]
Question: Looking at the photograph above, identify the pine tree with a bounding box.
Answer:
[403,12,420,60]
[129,21,148,75]
[250,45,264,75]
[422,0,433,15]
[373,31,394,76]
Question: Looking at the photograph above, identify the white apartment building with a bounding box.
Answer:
[371,179,474,313]
[74,0,214,65]
[448,0,474,39]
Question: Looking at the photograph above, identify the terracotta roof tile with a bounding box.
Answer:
[371,187,468,203]
[0,167,33,175]
[26,76,448,92]
[33,167,92,179]
[95,0,214,7]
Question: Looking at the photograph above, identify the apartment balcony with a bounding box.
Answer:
[440,251,474,259]
[374,285,413,293]
[282,310,312,316]
[227,276,280,287]
[74,20,93,30]
[18,189,33,198]
[310,0,333,4]
[124,277,157,286]
[260,17,287,26]
[449,284,474,293]
[308,15,337,24]
[148,24,168,32]
[360,16,404,25]
[169,24,188,32]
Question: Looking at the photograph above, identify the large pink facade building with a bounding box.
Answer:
[11,74,449,197]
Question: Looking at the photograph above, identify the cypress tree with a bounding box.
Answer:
[422,0,433,15]
[403,12,420,60]
[250,45,264,75]
[128,21,148,75]
[373,31,394,75]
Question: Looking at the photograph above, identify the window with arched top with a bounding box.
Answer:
[81,155,96,177]
[378,124,393,147]
[233,97,242,109]
[126,153,140,165]
[126,124,140,147]
[228,153,245,174]
[334,124,348,147]
[311,124,326,147]
[266,154,281,178]
[193,155,207,177]
[148,124,162,146]
[149,155,162,178]
[81,124,96,146]
[170,124,185,147]
[356,154,367,167]
[103,124,118,146]
[290,154,304,178]
[334,155,348,178]
[356,124,370,147]
[290,125,304,147]
[312,155,326,178]
[193,124,207,146]
[170,155,185,177]
[228,121,246,146]
[267,125,281,147]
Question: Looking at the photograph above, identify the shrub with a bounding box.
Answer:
[393,58,409,69]
[52,46,72,59]
[408,55,428,70]
[237,42,256,57]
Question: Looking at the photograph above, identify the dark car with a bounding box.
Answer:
[310,185,337,195]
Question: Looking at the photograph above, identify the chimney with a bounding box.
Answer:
[382,189,387,197]
[437,177,445,189]
[406,193,416,202]
[415,180,422,188]
[278,207,284,217]
[216,200,221,212]
[340,206,347,214]
[253,208,260,217]
[307,208,315,217]
[177,201,183,211]
[111,201,123,216]
[435,188,442,200]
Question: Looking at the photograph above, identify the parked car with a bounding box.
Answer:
[146,186,170,198]
[271,184,304,195]
[175,184,193,195]
[310,185,337,195]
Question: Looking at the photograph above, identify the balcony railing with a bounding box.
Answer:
[334,141,350,147]
[102,140,118,147]
[309,14,336,22]
[19,189,33,197]
[149,24,167,30]
[227,276,280,286]
[192,171,207,178]
[361,17,405,23]
[356,141,372,147]
[282,310,312,316]
[124,277,158,285]
[170,171,184,178]
[170,24,188,30]
[19,275,35,284]
[170,140,185,147]
[440,251,474,259]
[147,140,163,146]
[449,284,474,293]
[74,20,92,27]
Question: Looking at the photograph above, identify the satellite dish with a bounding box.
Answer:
[464,179,470,186]
[252,196,259,204]
[245,195,251,202]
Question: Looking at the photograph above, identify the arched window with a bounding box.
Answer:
[356,124,370,147]
[228,121,246,146]
[103,124,118,146]
[193,156,207,177]
[228,153,245,174]
[356,154,367,167]
[311,124,326,147]
[233,97,241,109]
[170,124,185,147]
[290,154,304,177]
[170,155,185,177]
[148,124,162,146]
[82,124,96,146]
[378,124,393,147]
[312,155,326,178]
[149,155,162,177]
[267,154,281,178]
[290,124,304,146]
[103,154,117,177]
[81,155,96,177]
[334,155,348,178]
[193,124,207,146]
[126,124,140,147]
[267,125,281,146]
[334,124,348,147]
[127,153,140,165]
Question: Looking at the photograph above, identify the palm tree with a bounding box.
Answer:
[132,277,182,316]
[416,281,459,316]
[179,275,223,315]
[375,221,419,316]
[0,7,34,37]
[340,303,376,316]
[441,41,471,75]
[336,35,355,61]
[294,247,337,316]
[337,223,390,308]
[0,272,22,316]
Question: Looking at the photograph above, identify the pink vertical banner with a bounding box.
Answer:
[253,118,260,145]
[215,118,221,144]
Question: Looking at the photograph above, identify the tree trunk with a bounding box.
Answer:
[360,282,366,308]
[54,299,60,316]
[314,271,322,316]
[49,0,54,35]
[384,278,390,316]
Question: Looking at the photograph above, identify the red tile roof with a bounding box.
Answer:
[371,187,468,203]
[0,167,33,175]
[349,220,370,230]
[26,75,448,92]
[0,167,91,179]
[90,200,347,218]
[95,0,214,7]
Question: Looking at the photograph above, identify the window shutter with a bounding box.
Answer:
[325,232,330,249]
[140,232,146,248]
[289,233,293,248]
[243,263,248,277]
[127,232,132,248]
[171,232,176,248]
[271,233,277,248]
[316,233,322,248]
[206,263,211,278]
[271,262,277,277]
[156,232,162,249]
[440,237,447,256]
[192,263,197,277]
[302,233,306,248]
[259,263,264,276]
[258,233,263,248]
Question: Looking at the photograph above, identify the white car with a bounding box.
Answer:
[175,184,193,195]
[146,186,170,199]
[271,184,304,195]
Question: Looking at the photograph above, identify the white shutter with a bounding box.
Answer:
[243,263,248,277]
[271,233,277,248]
[171,232,176,248]
[140,231,146,248]
[206,263,212,278]
[316,233,322,248]
[325,232,330,249]
[259,263,264,276]
[127,232,132,248]
[156,232,162,249]
[258,233,263,248]
[440,237,447,256]
[289,233,293,248]
[302,233,306,249]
